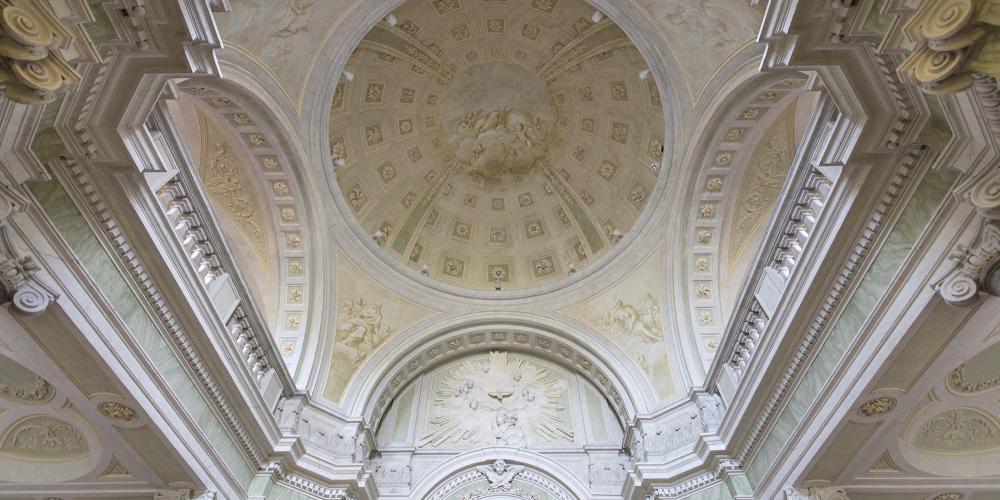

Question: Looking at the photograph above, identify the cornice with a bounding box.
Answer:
[53,157,268,470]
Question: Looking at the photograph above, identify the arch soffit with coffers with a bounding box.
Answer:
[658,67,816,369]
[332,312,659,430]
[167,76,329,383]
[410,447,592,500]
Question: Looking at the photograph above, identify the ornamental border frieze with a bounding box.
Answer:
[686,75,809,360]
[53,157,267,468]
[735,147,926,465]
[649,459,742,499]
[173,81,315,363]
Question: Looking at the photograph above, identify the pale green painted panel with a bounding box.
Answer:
[746,169,957,486]
[29,180,255,487]
[682,482,733,500]
[390,383,416,444]
[266,483,318,500]
[584,382,609,442]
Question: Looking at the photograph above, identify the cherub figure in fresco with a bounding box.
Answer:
[600,293,663,344]
[336,298,394,363]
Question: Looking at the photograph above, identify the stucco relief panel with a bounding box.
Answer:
[323,251,439,404]
[559,249,679,401]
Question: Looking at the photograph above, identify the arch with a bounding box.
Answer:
[166,75,332,385]
[410,448,592,500]
[335,313,657,431]
[658,65,818,378]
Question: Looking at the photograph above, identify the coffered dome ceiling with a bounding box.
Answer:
[330,0,665,291]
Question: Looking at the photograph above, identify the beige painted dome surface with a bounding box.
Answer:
[331,0,664,290]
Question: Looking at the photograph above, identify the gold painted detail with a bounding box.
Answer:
[0,375,51,402]
[857,396,897,417]
[101,456,130,477]
[98,402,138,422]
[730,104,795,266]
[898,0,1000,94]
[0,415,88,459]
[0,1,81,104]
[197,114,270,269]
[867,450,903,474]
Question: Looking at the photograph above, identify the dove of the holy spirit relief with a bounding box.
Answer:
[419,351,574,448]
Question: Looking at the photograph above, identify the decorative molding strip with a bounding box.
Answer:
[58,158,267,468]
[264,461,355,500]
[650,459,743,499]
[736,146,925,465]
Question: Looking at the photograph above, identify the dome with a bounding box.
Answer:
[329,0,665,290]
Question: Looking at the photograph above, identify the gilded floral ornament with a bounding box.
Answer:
[897,0,1000,94]
[99,401,139,422]
[857,396,896,417]
[0,1,81,104]
[0,374,51,402]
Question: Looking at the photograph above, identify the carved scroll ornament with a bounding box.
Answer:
[0,0,80,104]
[935,220,1000,306]
[897,0,1000,94]
[0,223,57,315]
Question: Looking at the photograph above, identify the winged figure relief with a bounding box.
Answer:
[419,351,573,447]
[475,460,524,490]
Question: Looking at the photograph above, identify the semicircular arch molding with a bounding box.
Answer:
[340,313,656,431]
[412,448,592,500]
[662,68,817,367]
[172,77,329,380]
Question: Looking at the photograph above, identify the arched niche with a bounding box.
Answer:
[341,314,657,430]
[663,68,822,364]
[376,350,623,451]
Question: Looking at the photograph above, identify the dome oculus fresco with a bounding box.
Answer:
[331,0,664,290]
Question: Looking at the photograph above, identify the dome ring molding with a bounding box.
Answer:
[343,314,655,432]
[305,0,682,301]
